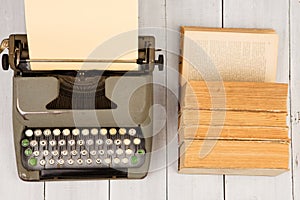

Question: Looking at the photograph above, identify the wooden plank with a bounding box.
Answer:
[110,1,167,200]
[179,140,289,176]
[166,1,224,199]
[223,0,293,199]
[180,110,288,127]
[290,0,300,199]
[182,81,288,112]
[0,0,44,199]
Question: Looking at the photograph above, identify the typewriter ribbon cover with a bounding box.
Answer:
[24,0,139,71]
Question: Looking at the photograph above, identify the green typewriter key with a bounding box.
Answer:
[131,156,138,165]
[137,149,145,155]
[28,158,37,167]
[24,148,33,157]
[21,139,30,147]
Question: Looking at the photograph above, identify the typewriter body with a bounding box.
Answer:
[0,35,163,181]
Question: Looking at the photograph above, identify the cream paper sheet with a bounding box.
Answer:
[24,0,138,71]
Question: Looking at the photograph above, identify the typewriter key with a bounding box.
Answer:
[104,158,111,164]
[96,158,102,164]
[80,150,88,156]
[133,138,141,145]
[86,139,94,146]
[68,139,75,146]
[58,140,66,146]
[107,149,114,155]
[43,150,49,157]
[43,129,51,137]
[86,158,93,165]
[114,139,122,146]
[128,128,136,136]
[137,149,145,155]
[119,128,127,135]
[71,150,78,156]
[25,129,34,137]
[125,149,133,155]
[33,151,40,157]
[131,156,138,165]
[123,139,131,146]
[77,159,83,165]
[91,128,99,136]
[96,139,103,145]
[99,150,105,155]
[113,158,120,164]
[62,129,71,136]
[39,159,46,166]
[100,128,108,136]
[34,129,42,137]
[53,129,61,136]
[72,129,80,136]
[30,140,38,147]
[61,150,68,156]
[67,159,74,165]
[90,150,97,156]
[82,129,89,136]
[109,128,117,136]
[24,148,33,157]
[40,140,47,147]
[106,139,113,145]
[49,159,55,165]
[52,150,59,156]
[49,140,57,146]
[77,140,85,146]
[28,158,37,167]
[122,158,129,164]
[58,159,65,165]
[21,139,30,148]
[116,148,124,155]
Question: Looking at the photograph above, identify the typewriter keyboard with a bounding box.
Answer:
[21,127,146,170]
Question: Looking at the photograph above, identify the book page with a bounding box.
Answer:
[181,28,278,84]
[24,0,138,71]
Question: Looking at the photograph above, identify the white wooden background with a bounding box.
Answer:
[0,0,299,199]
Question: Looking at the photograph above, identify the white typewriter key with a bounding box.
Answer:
[53,129,61,136]
[86,158,93,165]
[77,159,83,165]
[52,150,59,156]
[116,148,124,155]
[33,151,40,157]
[77,140,85,146]
[119,128,127,135]
[96,139,103,145]
[68,139,75,146]
[122,158,129,164]
[113,158,120,164]
[125,149,133,155]
[107,149,114,155]
[25,129,34,137]
[58,140,66,146]
[72,128,80,136]
[49,159,55,165]
[80,150,88,156]
[128,128,137,136]
[61,150,68,156]
[114,139,122,146]
[104,158,111,164]
[98,150,105,155]
[82,129,89,136]
[40,140,47,147]
[71,150,78,156]
[123,139,131,146]
[30,140,38,147]
[96,159,102,164]
[34,129,42,137]
[100,128,108,136]
[91,128,99,136]
[39,159,46,166]
[49,140,57,147]
[86,139,94,146]
[68,159,74,165]
[58,159,65,165]
[106,139,113,145]
[90,150,97,156]
[133,138,141,145]
[43,129,51,137]
[62,129,71,136]
[43,150,49,157]
[109,128,117,136]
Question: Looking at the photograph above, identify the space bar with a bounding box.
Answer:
[40,168,128,179]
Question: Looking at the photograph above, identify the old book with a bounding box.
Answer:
[181,81,288,112]
[179,140,289,176]
[180,27,279,85]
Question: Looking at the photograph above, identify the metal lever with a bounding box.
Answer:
[0,39,9,54]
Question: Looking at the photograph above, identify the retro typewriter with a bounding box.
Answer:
[0,35,163,181]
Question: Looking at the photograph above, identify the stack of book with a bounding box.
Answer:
[178,27,289,176]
